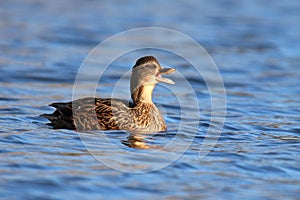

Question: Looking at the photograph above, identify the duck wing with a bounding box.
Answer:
[42,97,131,131]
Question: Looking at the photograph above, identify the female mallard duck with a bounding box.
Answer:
[42,56,176,133]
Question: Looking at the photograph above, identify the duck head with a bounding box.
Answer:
[130,56,176,104]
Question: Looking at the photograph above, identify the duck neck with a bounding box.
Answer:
[131,85,155,105]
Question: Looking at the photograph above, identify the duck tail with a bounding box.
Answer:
[41,102,75,130]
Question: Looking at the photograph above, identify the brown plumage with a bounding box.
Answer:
[42,56,176,133]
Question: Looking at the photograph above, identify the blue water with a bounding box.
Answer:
[1,0,300,199]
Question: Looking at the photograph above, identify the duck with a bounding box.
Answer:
[42,56,176,133]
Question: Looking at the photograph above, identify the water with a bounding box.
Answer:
[1,0,300,199]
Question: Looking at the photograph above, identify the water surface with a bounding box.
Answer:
[0,0,300,199]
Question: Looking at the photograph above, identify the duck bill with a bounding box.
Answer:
[155,67,176,84]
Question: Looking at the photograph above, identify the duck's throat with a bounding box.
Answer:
[131,85,155,104]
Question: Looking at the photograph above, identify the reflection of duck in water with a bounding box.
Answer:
[122,134,150,149]
[42,56,176,132]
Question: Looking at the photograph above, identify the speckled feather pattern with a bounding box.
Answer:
[43,94,166,132]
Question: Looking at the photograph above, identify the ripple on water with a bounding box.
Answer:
[0,0,300,199]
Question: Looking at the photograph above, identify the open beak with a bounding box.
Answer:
[155,67,176,84]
